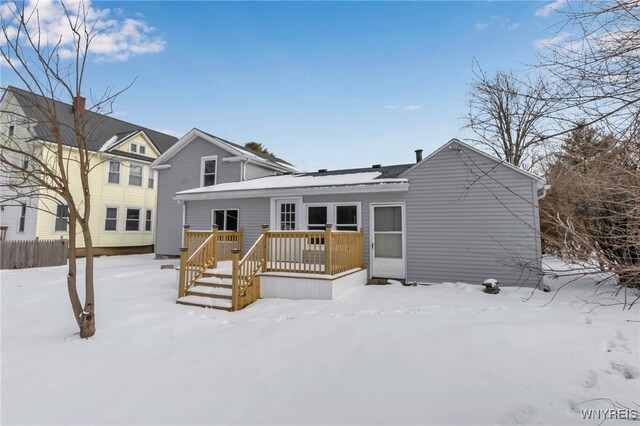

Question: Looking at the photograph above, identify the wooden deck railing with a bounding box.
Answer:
[231,226,267,311]
[179,225,244,297]
[263,226,364,275]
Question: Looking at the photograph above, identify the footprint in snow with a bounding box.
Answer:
[608,362,639,380]
[582,370,599,391]
[601,332,631,354]
[498,405,538,426]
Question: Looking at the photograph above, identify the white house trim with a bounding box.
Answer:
[200,155,218,187]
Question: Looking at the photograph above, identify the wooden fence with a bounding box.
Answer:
[0,238,68,269]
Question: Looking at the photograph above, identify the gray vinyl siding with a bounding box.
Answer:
[155,136,243,256]
[184,198,270,254]
[403,143,542,287]
[245,163,277,180]
[0,196,38,240]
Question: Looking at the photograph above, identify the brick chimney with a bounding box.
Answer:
[415,149,423,163]
[72,96,86,116]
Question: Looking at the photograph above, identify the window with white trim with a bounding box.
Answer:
[21,154,29,170]
[148,170,155,189]
[104,207,118,231]
[18,202,26,233]
[139,145,146,155]
[125,208,141,231]
[54,204,69,232]
[336,205,358,231]
[200,156,217,187]
[108,161,120,184]
[212,209,239,231]
[145,209,153,232]
[306,206,327,231]
[7,113,15,137]
[128,163,143,186]
[130,143,138,153]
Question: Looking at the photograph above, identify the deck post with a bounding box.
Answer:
[261,224,269,272]
[324,224,333,275]
[182,224,191,254]
[178,247,188,298]
[238,227,244,257]
[360,227,366,268]
[231,248,240,311]
[212,224,219,268]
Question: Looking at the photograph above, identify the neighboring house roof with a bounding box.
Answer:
[151,128,302,174]
[4,86,178,154]
[174,170,409,200]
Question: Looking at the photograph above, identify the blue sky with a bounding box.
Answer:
[1,1,565,171]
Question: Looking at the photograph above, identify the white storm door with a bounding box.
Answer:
[371,204,405,279]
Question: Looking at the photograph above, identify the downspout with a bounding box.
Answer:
[180,200,186,247]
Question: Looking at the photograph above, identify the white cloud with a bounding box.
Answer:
[384,104,423,111]
[474,16,521,32]
[535,0,566,17]
[534,32,570,49]
[405,105,423,110]
[384,105,400,110]
[0,0,165,64]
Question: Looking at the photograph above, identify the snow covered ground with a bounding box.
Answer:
[1,254,638,425]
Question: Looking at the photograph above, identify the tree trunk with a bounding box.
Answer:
[66,209,83,329]
[79,219,95,338]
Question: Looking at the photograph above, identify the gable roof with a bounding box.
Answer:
[151,128,302,173]
[399,138,546,184]
[4,86,178,154]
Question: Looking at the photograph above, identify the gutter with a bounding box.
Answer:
[173,182,409,201]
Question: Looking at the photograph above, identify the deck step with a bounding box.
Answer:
[186,285,232,299]
[176,295,232,311]
[202,271,233,279]
[194,276,232,287]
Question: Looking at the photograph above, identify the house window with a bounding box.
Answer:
[139,145,146,155]
[145,210,153,232]
[130,143,138,153]
[54,204,69,232]
[125,208,140,231]
[128,163,143,186]
[212,209,238,231]
[8,125,14,137]
[18,203,26,233]
[336,205,358,231]
[104,207,118,231]
[307,206,327,231]
[7,113,15,137]
[148,171,154,189]
[108,161,120,184]
[280,203,296,230]
[200,156,217,187]
[21,154,29,170]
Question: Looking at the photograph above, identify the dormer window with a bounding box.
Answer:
[200,155,217,187]
[130,143,138,153]
[139,145,146,155]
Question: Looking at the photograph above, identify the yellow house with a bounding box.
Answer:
[0,86,178,254]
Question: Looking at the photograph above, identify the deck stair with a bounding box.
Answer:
[176,271,233,310]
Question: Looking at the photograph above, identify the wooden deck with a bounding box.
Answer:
[176,226,365,311]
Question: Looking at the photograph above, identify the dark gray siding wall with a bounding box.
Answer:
[155,137,242,256]
[403,144,542,287]
[245,163,277,180]
[184,198,270,254]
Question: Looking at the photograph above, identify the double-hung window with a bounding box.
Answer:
[212,209,239,231]
[128,163,143,186]
[148,170,155,189]
[307,206,327,231]
[104,207,118,231]
[145,210,153,232]
[336,205,358,231]
[125,208,141,231]
[54,204,69,232]
[108,161,120,184]
[200,156,217,187]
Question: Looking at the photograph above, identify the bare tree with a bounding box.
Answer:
[465,65,560,171]
[0,1,129,337]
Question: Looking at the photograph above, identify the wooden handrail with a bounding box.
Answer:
[231,226,267,310]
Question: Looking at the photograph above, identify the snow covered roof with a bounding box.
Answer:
[175,171,409,200]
